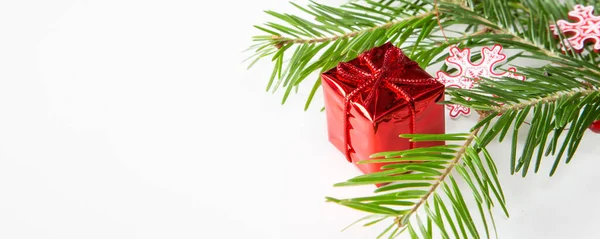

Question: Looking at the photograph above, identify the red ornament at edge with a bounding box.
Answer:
[590,120,600,133]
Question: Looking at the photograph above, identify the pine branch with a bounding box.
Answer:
[325,0,600,234]
[400,125,482,227]
[326,87,600,236]
[248,0,600,238]
[328,112,510,237]
[273,12,435,45]
[436,0,600,76]
[490,88,599,114]
[328,126,508,238]
[248,0,441,109]
[448,68,600,176]
[433,0,600,177]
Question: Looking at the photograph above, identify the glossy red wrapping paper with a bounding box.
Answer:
[321,43,446,175]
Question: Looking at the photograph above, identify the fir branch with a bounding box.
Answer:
[273,12,435,45]
[437,0,600,77]
[399,124,483,227]
[328,121,507,238]
[490,88,599,114]
[248,0,600,238]
[326,0,600,232]
[327,87,599,236]
[248,0,441,109]
[447,67,600,176]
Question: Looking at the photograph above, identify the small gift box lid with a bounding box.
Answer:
[321,42,444,123]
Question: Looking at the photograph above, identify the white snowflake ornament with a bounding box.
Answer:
[550,5,600,52]
[435,44,525,118]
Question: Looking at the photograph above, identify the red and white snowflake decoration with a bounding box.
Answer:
[550,5,600,52]
[435,45,525,118]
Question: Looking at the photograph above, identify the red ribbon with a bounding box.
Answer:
[335,43,439,162]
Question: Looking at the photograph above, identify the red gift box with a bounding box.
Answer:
[321,42,445,175]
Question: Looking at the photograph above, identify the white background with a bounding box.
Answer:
[0,0,598,238]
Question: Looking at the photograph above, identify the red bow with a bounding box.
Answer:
[335,43,439,162]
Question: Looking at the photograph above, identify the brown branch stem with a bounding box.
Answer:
[489,88,600,114]
[398,114,486,227]
[458,8,600,77]
[273,12,435,45]
[397,87,600,228]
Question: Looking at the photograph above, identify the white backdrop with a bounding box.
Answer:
[0,0,598,238]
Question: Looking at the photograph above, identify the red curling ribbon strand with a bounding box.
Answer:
[337,43,438,162]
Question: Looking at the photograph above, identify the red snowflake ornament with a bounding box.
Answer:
[436,45,525,118]
[550,5,600,52]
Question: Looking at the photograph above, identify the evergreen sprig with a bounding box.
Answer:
[248,0,443,109]
[328,129,507,239]
[450,68,600,177]
[247,0,600,238]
